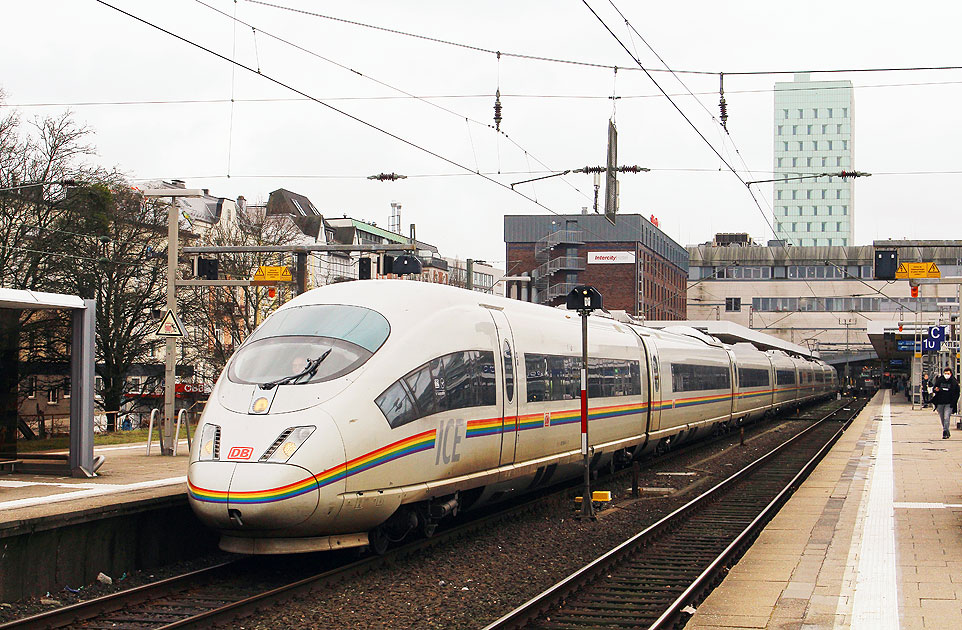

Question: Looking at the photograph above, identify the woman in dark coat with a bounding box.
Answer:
[932,367,961,439]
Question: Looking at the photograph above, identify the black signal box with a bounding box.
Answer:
[566,285,603,312]
[392,255,422,275]
[875,249,898,280]
[358,257,372,280]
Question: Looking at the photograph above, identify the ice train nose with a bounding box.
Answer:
[226,463,320,530]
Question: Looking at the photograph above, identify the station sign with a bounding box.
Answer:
[896,340,919,352]
[251,265,294,285]
[895,262,941,279]
[587,251,635,265]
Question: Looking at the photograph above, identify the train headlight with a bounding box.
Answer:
[260,426,315,463]
[199,423,221,461]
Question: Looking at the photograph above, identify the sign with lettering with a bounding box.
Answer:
[587,251,635,265]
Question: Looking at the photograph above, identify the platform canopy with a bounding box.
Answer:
[0,288,86,310]
[644,319,815,358]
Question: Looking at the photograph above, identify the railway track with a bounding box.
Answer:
[482,397,869,630]
[0,397,854,630]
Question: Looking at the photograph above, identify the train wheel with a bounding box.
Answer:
[368,526,390,555]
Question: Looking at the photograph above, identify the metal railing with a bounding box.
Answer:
[535,230,584,261]
[535,256,586,279]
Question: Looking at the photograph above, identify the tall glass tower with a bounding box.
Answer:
[773,73,854,246]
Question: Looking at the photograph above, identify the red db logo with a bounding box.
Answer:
[228,446,254,460]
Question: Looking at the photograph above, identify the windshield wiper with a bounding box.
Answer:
[259,349,333,390]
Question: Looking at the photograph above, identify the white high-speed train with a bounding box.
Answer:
[187,281,837,554]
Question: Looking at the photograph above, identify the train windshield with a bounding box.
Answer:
[227,305,390,386]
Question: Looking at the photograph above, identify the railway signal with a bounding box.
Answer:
[567,285,603,520]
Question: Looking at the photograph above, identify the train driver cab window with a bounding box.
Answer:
[376,350,497,429]
[228,305,390,386]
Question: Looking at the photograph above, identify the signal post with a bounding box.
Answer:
[567,285,603,520]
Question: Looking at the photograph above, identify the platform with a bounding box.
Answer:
[0,440,188,528]
[687,390,962,629]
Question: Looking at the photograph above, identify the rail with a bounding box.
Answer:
[482,397,867,630]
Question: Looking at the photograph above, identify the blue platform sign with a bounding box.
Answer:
[929,326,946,342]
[923,338,942,352]
[897,340,920,352]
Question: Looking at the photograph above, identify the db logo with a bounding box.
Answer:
[227,446,254,460]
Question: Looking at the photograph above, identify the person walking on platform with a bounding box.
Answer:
[932,368,960,439]
[921,372,931,408]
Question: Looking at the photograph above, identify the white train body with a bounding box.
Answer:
[187,281,837,554]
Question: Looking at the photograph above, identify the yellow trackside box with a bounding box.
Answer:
[574,491,612,505]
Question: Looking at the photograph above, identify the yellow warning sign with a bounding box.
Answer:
[895,262,941,279]
[251,265,293,285]
[155,309,186,338]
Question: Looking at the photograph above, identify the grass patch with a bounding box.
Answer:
[15,425,195,453]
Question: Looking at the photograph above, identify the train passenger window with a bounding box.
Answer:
[775,369,796,385]
[737,368,770,388]
[376,381,418,429]
[525,353,642,402]
[503,341,515,402]
[376,350,498,428]
[477,351,497,406]
[405,365,437,417]
[670,363,731,392]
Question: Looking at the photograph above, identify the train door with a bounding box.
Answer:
[726,348,737,419]
[488,309,519,466]
[642,337,662,432]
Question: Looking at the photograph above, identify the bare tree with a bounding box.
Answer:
[181,204,305,379]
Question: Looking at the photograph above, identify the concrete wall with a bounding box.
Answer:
[0,495,218,602]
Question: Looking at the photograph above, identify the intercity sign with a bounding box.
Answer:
[587,251,635,264]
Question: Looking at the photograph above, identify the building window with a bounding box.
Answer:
[836,222,843,231]
[842,206,848,215]
[776,190,782,199]
[821,222,827,231]
[783,141,789,151]
[827,108,833,118]
[836,157,843,166]
[813,108,819,118]
[725,297,742,312]
[792,125,798,135]
[821,157,828,166]
[836,189,842,199]
[842,107,848,118]
[48,387,58,404]
[798,108,804,118]
[64,379,71,399]
[806,189,812,199]
[821,190,827,199]
[812,206,818,215]
[797,141,804,151]
[807,124,813,134]
[783,109,789,119]
[777,158,783,167]
[792,157,798,167]
[812,140,818,151]
[841,140,848,150]
[837,124,843,134]
[807,157,813,167]
[827,140,833,150]
[25,376,37,399]
[822,124,829,134]
[777,125,783,135]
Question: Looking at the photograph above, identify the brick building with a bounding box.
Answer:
[504,214,688,319]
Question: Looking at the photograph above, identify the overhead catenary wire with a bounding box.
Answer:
[191,0,589,201]
[90,0,568,220]
[244,0,962,78]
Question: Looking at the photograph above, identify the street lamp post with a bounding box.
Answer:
[142,187,204,455]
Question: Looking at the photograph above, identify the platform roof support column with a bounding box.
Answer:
[69,298,95,476]
[0,308,20,461]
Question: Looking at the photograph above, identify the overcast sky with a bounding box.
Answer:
[3,1,961,265]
